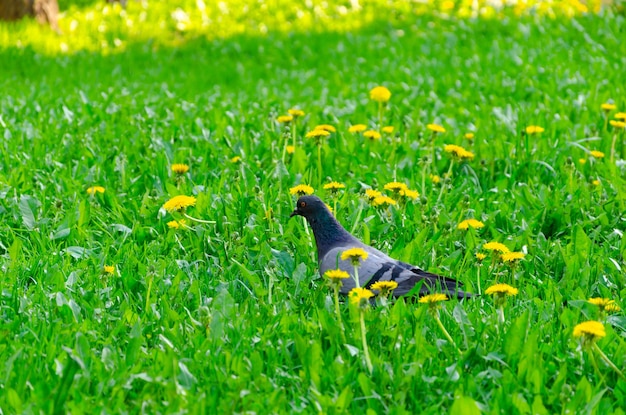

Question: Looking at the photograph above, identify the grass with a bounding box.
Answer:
[1,0,626,413]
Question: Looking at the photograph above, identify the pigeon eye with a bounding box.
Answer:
[300,201,306,208]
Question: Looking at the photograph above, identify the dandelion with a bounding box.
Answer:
[277,115,293,123]
[486,283,518,323]
[443,144,474,160]
[465,132,475,140]
[306,129,330,140]
[163,195,196,212]
[349,124,367,133]
[230,156,242,163]
[601,103,616,112]
[579,158,587,165]
[475,253,486,261]
[399,189,419,200]
[103,265,115,275]
[430,174,441,184]
[588,298,621,313]
[323,182,345,192]
[457,219,485,230]
[363,130,381,140]
[171,163,189,175]
[525,126,545,134]
[382,126,394,134]
[289,184,314,196]
[365,189,382,202]
[590,150,605,159]
[325,269,350,343]
[610,120,626,129]
[288,109,305,117]
[483,242,510,254]
[370,281,398,297]
[501,252,525,262]
[350,287,375,373]
[341,248,368,266]
[87,186,105,195]
[314,124,336,133]
[592,179,601,186]
[286,145,295,154]
[167,219,187,229]
[615,112,626,120]
[427,124,446,133]
[384,181,408,193]
[573,320,625,379]
[419,293,458,352]
[369,86,391,103]
[373,195,397,207]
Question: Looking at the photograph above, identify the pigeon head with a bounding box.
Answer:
[290,195,328,220]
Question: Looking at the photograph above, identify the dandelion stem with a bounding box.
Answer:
[434,314,460,354]
[334,286,347,344]
[610,133,617,164]
[436,159,453,204]
[496,306,505,325]
[183,213,216,224]
[593,343,626,380]
[359,310,373,373]
[292,119,298,150]
[317,144,323,187]
[353,264,361,289]
[378,101,384,131]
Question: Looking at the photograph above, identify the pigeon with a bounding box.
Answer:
[290,195,471,298]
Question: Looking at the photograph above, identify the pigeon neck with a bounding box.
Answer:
[306,211,356,258]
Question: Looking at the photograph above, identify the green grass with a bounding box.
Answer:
[1,1,626,413]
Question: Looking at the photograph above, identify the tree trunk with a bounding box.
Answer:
[0,0,59,30]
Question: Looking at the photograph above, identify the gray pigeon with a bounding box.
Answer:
[290,195,471,298]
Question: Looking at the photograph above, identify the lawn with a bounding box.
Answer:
[1,0,625,413]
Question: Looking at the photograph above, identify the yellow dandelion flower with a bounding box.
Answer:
[171,163,189,175]
[370,281,398,296]
[87,186,105,195]
[475,253,486,261]
[324,269,350,282]
[444,144,474,160]
[277,115,293,123]
[325,203,334,213]
[323,182,346,191]
[365,189,382,201]
[230,156,242,163]
[427,124,446,133]
[349,287,375,306]
[289,184,314,196]
[103,265,115,275]
[465,132,475,140]
[615,112,626,120]
[610,120,626,129]
[419,293,449,304]
[485,283,518,296]
[349,124,367,133]
[605,303,621,313]
[588,298,620,313]
[501,252,525,262]
[592,179,601,186]
[341,247,369,264]
[430,174,441,184]
[306,129,331,139]
[163,195,197,212]
[314,124,336,133]
[384,182,408,193]
[483,242,510,253]
[457,219,485,230]
[382,126,394,134]
[525,126,545,134]
[286,145,295,154]
[601,103,616,112]
[167,219,187,229]
[369,86,391,103]
[399,189,420,199]
[573,320,606,340]
[590,150,605,159]
[373,195,397,207]
[288,109,305,117]
[579,158,587,165]
[363,130,381,140]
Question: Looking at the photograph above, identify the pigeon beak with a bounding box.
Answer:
[290,209,300,218]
